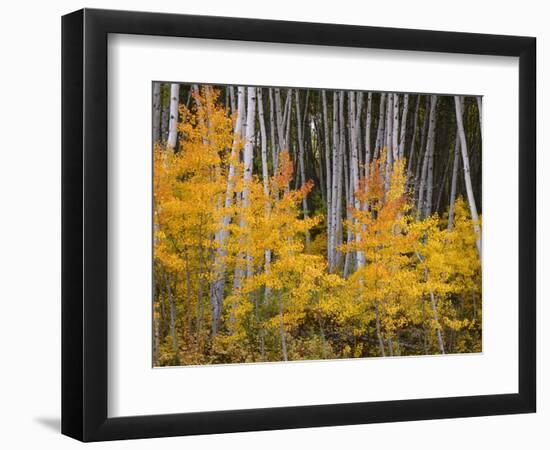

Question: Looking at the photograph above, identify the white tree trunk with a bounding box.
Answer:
[257,89,272,302]
[243,87,256,203]
[228,85,236,115]
[417,95,437,218]
[454,96,482,259]
[152,82,161,144]
[329,91,340,272]
[364,92,373,179]
[476,96,483,137]
[295,90,310,245]
[209,87,246,335]
[258,90,269,195]
[354,92,363,168]
[416,97,432,218]
[385,93,393,161]
[374,93,386,161]
[343,134,353,278]
[274,88,285,153]
[242,87,257,279]
[384,93,394,191]
[414,96,431,199]
[329,92,344,273]
[268,89,278,171]
[322,91,332,268]
[160,84,169,144]
[167,83,180,150]
[407,95,421,175]
[284,89,292,155]
[424,95,438,217]
[425,143,434,217]
[336,92,346,271]
[398,93,409,160]
[348,92,359,198]
[348,92,365,270]
[447,134,461,231]
[392,93,400,161]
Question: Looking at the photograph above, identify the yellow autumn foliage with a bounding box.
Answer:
[153,89,482,365]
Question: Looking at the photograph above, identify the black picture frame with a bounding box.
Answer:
[62,8,536,442]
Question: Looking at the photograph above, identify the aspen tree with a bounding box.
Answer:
[153,82,161,143]
[398,93,409,160]
[209,87,245,335]
[454,96,482,259]
[364,92,373,179]
[167,83,180,150]
[374,93,387,160]
[407,95,421,176]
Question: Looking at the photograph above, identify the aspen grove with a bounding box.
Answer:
[153,83,482,366]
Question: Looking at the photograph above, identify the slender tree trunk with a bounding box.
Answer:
[448,134,461,231]
[417,95,437,218]
[241,87,257,280]
[476,96,483,137]
[191,84,200,103]
[184,250,193,334]
[295,90,310,245]
[407,95,421,175]
[343,171,353,277]
[388,339,394,357]
[258,89,272,303]
[376,302,385,357]
[343,105,353,277]
[167,83,180,150]
[425,143,434,217]
[392,93,400,161]
[336,92,346,272]
[322,91,332,268]
[268,89,278,171]
[349,92,365,269]
[354,92,364,138]
[279,292,288,361]
[425,95,438,217]
[329,91,340,272]
[228,85,236,115]
[348,92,357,194]
[242,87,257,205]
[430,288,445,354]
[232,193,245,294]
[153,308,159,366]
[209,87,246,335]
[435,149,453,213]
[364,92,373,178]
[274,88,285,153]
[384,94,394,192]
[385,93,394,163]
[160,84,169,144]
[152,82,162,144]
[258,89,270,199]
[286,92,293,154]
[454,96,482,259]
[185,87,193,109]
[374,93,387,160]
[415,252,445,354]
[414,96,431,201]
[283,89,292,153]
[302,91,310,134]
[398,94,409,160]
[164,271,179,361]
[416,145,429,219]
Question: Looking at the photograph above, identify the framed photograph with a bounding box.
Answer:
[61,8,536,442]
